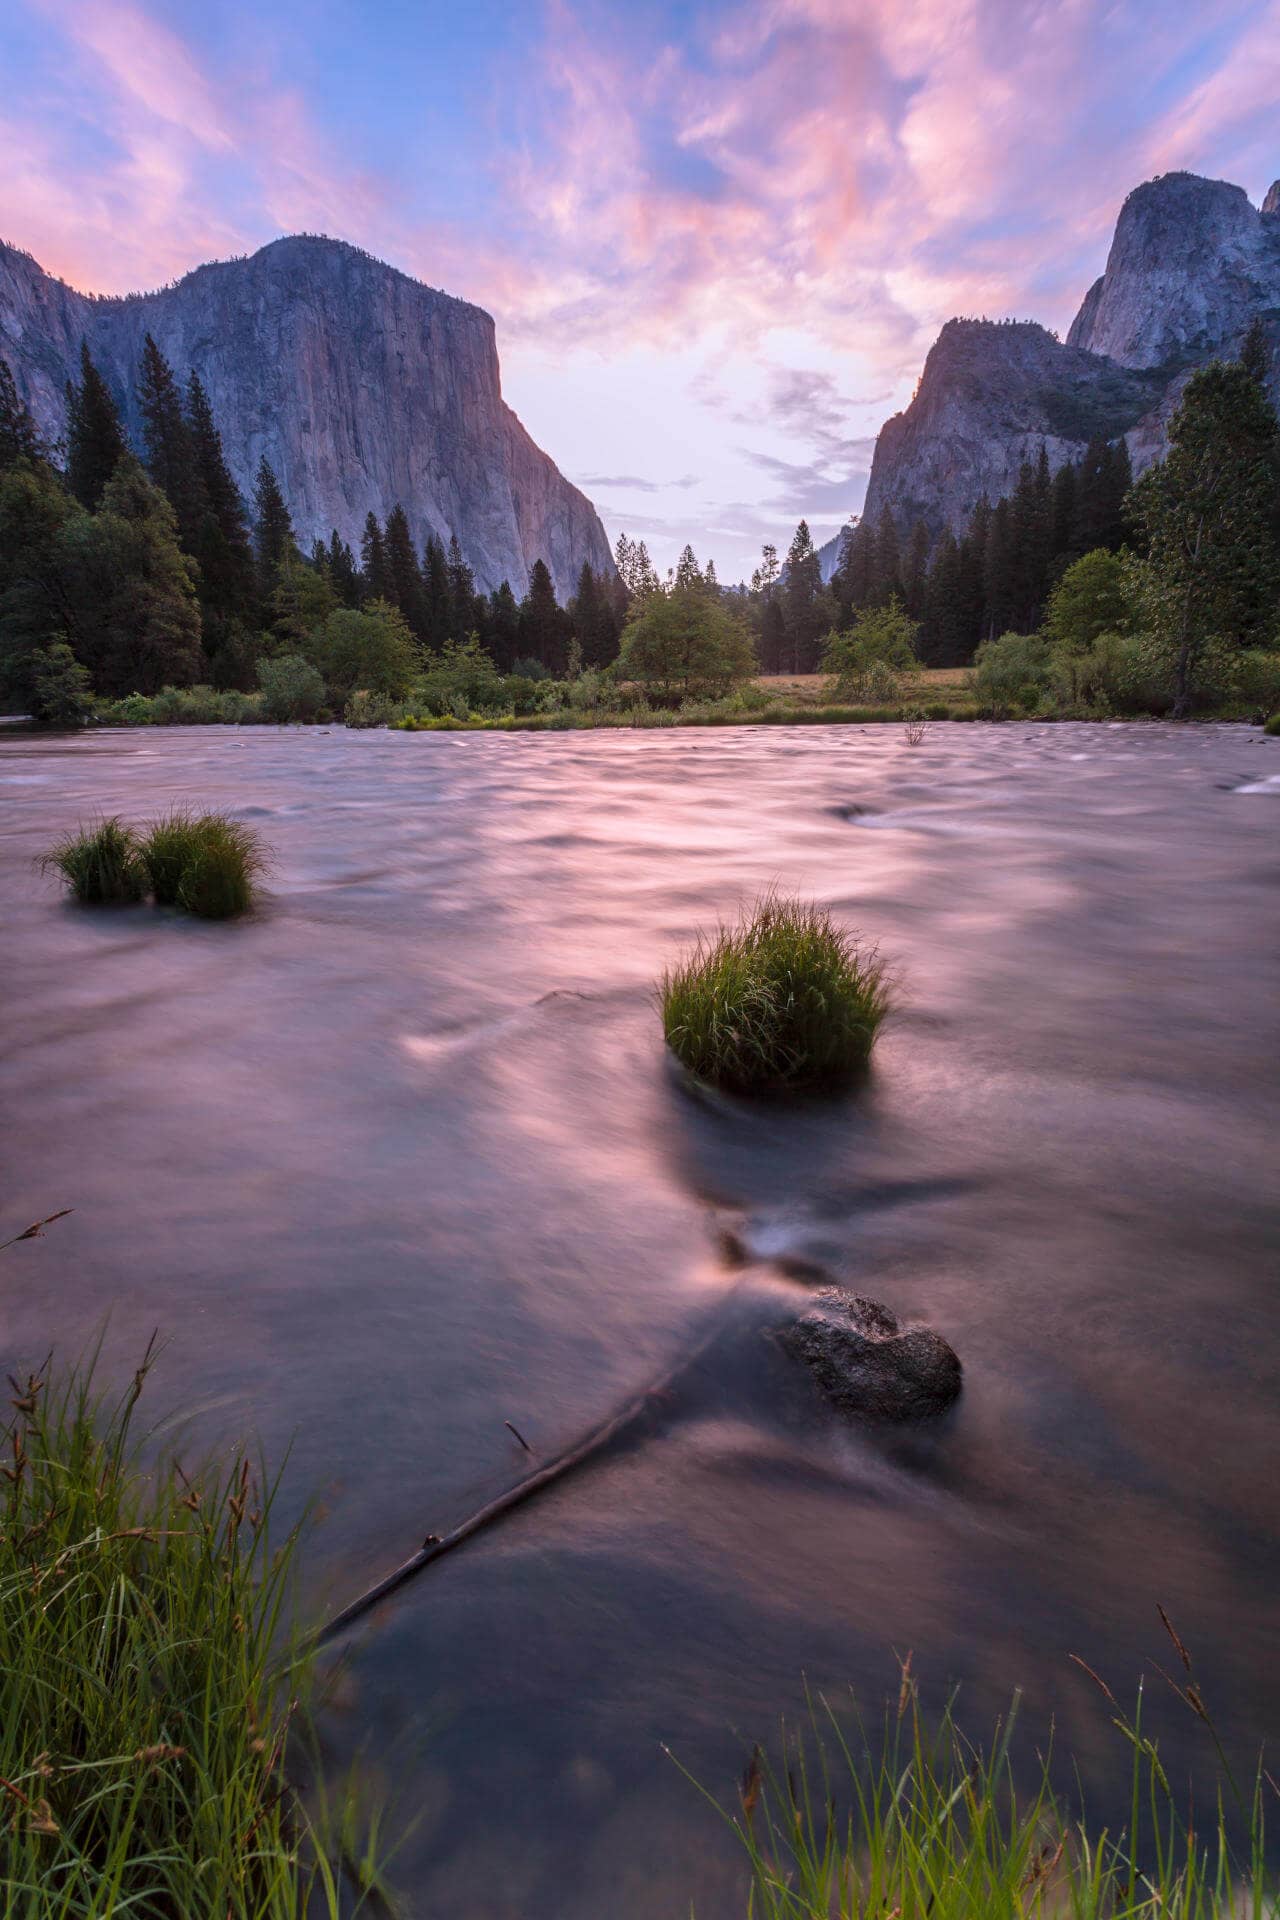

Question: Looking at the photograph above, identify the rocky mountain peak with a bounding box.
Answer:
[1263,180,1280,218]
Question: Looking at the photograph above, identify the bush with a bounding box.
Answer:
[258,653,325,723]
[304,600,417,704]
[42,818,146,905]
[1235,648,1280,716]
[661,893,889,1093]
[1265,711,1280,735]
[1043,548,1136,653]
[617,587,756,705]
[822,599,920,702]
[417,635,508,716]
[924,701,952,719]
[972,632,1052,715]
[343,689,404,728]
[29,638,94,729]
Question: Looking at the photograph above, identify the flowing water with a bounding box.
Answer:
[2,721,1278,1917]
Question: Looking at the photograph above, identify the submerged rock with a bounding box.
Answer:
[781,1288,961,1422]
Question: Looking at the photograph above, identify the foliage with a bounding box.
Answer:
[343,689,406,728]
[97,684,266,726]
[417,633,508,715]
[1128,359,1280,715]
[169,815,268,918]
[28,639,94,728]
[65,342,126,510]
[822,598,920,700]
[41,818,147,905]
[661,893,889,1094]
[306,600,418,702]
[618,585,756,704]
[0,1345,384,1915]
[258,652,326,723]
[972,631,1053,715]
[1264,711,1280,735]
[1043,547,1136,653]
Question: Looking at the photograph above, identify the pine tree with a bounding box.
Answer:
[328,531,362,607]
[252,458,295,601]
[921,531,965,665]
[66,342,126,508]
[421,534,451,649]
[759,597,787,674]
[185,372,254,631]
[486,581,520,671]
[518,558,570,672]
[0,357,47,468]
[675,543,703,591]
[384,505,426,638]
[832,517,875,622]
[137,334,205,546]
[569,561,621,668]
[901,521,930,619]
[1050,459,1079,572]
[870,509,901,606]
[783,519,825,672]
[446,533,477,640]
[982,497,1016,638]
[360,513,389,602]
[80,453,204,696]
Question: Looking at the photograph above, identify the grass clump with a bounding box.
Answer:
[661,893,889,1093]
[140,810,267,918]
[0,1341,384,1916]
[696,1655,1275,1920]
[41,818,146,906]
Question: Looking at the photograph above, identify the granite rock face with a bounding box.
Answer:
[0,235,613,597]
[863,172,1280,541]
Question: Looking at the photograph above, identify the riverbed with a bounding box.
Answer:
[2,721,1277,1917]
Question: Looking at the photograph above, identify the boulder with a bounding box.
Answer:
[781,1288,961,1421]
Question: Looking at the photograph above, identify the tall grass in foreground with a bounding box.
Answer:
[140,810,268,918]
[40,818,146,906]
[662,894,890,1093]
[686,1674,1275,1920]
[0,1344,385,1917]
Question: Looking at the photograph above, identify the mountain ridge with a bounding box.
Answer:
[0,233,614,598]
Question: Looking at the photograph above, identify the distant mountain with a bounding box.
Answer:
[859,172,1280,543]
[0,234,614,596]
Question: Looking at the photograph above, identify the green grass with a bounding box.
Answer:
[688,1669,1275,1920]
[0,1341,385,1917]
[661,894,890,1093]
[41,818,147,906]
[140,811,268,918]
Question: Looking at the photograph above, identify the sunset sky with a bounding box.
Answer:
[2,0,1277,579]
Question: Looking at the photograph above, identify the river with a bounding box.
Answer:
[2,720,1278,1917]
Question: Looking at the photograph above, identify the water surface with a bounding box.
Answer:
[2,722,1277,1917]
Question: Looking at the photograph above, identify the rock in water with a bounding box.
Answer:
[0,235,613,598]
[781,1289,961,1422]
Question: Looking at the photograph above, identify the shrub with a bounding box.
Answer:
[1235,647,1280,716]
[305,600,417,703]
[172,816,267,919]
[343,689,404,728]
[661,893,889,1093]
[617,586,756,705]
[1265,711,1280,735]
[924,701,952,719]
[1043,548,1136,652]
[417,635,508,716]
[972,632,1052,715]
[42,818,146,905]
[258,653,325,723]
[822,599,920,702]
[29,638,94,729]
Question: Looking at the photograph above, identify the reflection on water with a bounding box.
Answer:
[2,721,1278,1918]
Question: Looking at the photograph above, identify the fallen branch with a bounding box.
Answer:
[306,1281,747,1655]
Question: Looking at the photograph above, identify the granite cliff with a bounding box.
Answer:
[0,235,613,597]
[862,172,1280,541]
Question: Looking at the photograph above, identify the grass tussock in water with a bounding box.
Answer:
[141,810,267,918]
[696,1667,1275,1920]
[0,1342,385,1918]
[662,894,889,1093]
[41,817,147,906]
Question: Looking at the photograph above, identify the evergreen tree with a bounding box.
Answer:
[921,531,965,665]
[901,521,930,619]
[421,534,452,649]
[252,458,295,600]
[446,533,477,640]
[68,453,204,696]
[65,343,126,508]
[569,561,620,668]
[832,517,874,623]
[982,498,1016,638]
[185,372,254,635]
[328,530,362,608]
[1050,459,1079,571]
[137,334,205,545]
[675,543,704,591]
[360,513,389,602]
[1128,360,1280,715]
[0,358,46,469]
[486,580,520,671]
[783,519,825,672]
[518,558,570,673]
[384,504,427,638]
[759,596,787,674]
[870,509,901,606]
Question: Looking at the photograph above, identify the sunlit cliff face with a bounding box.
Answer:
[3,0,1277,576]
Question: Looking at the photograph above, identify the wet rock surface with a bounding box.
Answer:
[781,1288,962,1421]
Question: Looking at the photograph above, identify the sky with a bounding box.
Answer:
[1,0,1277,582]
